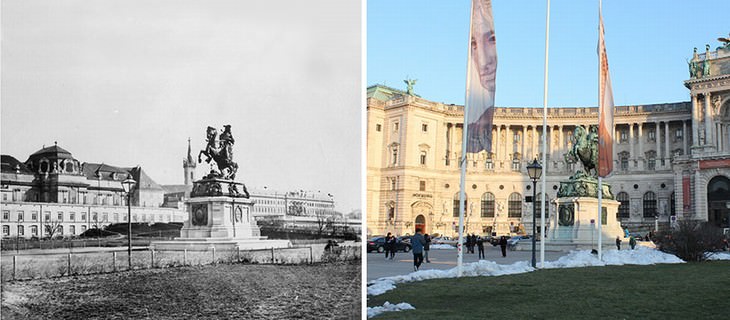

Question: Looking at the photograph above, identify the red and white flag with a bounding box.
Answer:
[465,0,497,153]
[598,13,614,177]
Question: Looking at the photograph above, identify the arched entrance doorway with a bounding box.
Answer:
[707,176,730,228]
[415,215,426,233]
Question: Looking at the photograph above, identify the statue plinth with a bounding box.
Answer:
[538,197,624,251]
[557,175,613,200]
[151,178,290,251]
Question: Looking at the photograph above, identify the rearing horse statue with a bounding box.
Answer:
[565,125,599,178]
[198,126,238,180]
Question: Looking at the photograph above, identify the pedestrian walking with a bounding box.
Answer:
[616,236,622,250]
[411,228,427,271]
[384,232,393,260]
[499,235,508,257]
[477,235,485,259]
[386,234,397,260]
[629,236,637,250]
[424,233,432,263]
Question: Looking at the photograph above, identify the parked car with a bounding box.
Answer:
[628,232,644,241]
[507,235,532,250]
[367,237,412,253]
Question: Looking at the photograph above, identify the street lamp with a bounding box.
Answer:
[526,158,542,268]
[121,174,136,270]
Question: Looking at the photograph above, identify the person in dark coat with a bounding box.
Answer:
[387,233,397,260]
[499,235,508,257]
[616,236,622,250]
[629,236,637,250]
[384,232,393,260]
[477,236,485,259]
[424,233,432,263]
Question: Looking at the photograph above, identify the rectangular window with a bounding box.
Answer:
[419,181,426,191]
[620,130,628,142]
[2,194,7,201]
[393,122,399,132]
[18,225,24,236]
[31,211,38,221]
[675,129,683,140]
[648,158,656,171]
[81,213,87,221]
[103,213,108,222]
[44,212,51,222]
[648,130,656,142]
[70,212,75,221]
[620,157,629,171]
[17,211,23,222]
[511,160,521,172]
[376,124,382,132]
[2,211,8,220]
[422,123,428,132]
[69,225,75,235]
[58,212,63,221]
[513,133,520,143]
[2,225,9,236]
[485,160,494,171]
[31,225,38,236]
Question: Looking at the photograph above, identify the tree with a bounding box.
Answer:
[656,219,725,262]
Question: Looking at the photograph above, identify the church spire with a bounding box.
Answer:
[184,138,196,185]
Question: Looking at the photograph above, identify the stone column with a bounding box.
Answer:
[692,94,699,147]
[638,123,644,163]
[558,125,563,158]
[495,125,501,161]
[682,120,688,155]
[522,125,527,161]
[705,93,713,147]
[655,122,661,168]
[665,121,670,163]
[629,123,634,164]
[533,125,539,159]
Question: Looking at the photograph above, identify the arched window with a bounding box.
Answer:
[616,192,630,218]
[420,151,427,165]
[453,192,467,218]
[535,193,548,218]
[643,191,657,218]
[481,192,495,218]
[508,192,522,218]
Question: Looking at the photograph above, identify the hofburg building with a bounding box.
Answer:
[367,39,730,237]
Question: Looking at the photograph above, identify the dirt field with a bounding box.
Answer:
[1,261,360,319]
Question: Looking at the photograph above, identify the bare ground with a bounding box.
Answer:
[2,261,360,319]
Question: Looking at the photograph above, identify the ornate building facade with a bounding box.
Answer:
[1,144,186,239]
[367,40,730,237]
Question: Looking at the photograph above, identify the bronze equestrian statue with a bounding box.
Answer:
[198,125,238,180]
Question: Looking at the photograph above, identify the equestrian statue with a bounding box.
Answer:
[198,125,239,180]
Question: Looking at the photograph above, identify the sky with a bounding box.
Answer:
[1,0,361,212]
[368,0,730,107]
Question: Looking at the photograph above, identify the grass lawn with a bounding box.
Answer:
[2,261,360,319]
[368,261,730,319]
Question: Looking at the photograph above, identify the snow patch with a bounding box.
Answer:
[705,252,730,261]
[367,302,415,318]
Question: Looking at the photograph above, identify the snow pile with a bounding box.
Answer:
[367,302,415,318]
[367,260,533,296]
[543,247,684,269]
[705,252,730,261]
[429,244,455,250]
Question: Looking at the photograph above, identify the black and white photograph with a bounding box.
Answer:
[1,1,362,319]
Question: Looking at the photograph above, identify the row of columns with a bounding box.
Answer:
[691,92,725,151]
[620,120,689,166]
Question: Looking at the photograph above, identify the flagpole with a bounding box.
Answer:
[457,0,477,278]
[539,0,550,269]
[597,0,603,260]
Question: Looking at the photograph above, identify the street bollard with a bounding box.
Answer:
[113,252,117,272]
[309,246,313,264]
[151,250,155,268]
[271,247,275,264]
[13,255,17,281]
[237,247,240,263]
[212,247,216,264]
[184,249,187,266]
[67,253,71,276]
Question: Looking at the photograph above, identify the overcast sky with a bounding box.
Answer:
[1,0,362,212]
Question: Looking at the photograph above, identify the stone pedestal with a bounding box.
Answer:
[544,197,624,251]
[151,178,290,251]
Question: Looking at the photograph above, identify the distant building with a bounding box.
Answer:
[1,144,186,238]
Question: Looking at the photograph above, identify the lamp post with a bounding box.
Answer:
[121,174,136,270]
[526,158,543,268]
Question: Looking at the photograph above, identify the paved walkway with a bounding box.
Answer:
[367,246,568,281]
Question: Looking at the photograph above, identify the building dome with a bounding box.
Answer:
[25,143,81,174]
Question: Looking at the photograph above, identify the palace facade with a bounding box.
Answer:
[367,41,730,237]
[1,144,186,239]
